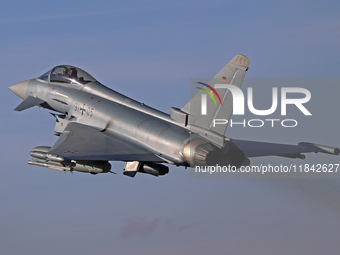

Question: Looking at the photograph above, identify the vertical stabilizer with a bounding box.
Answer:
[181,55,249,136]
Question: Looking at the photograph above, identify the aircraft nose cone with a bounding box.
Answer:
[9,79,31,99]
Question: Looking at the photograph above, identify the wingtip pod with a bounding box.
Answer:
[230,54,250,68]
[298,142,340,155]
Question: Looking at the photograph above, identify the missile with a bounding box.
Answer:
[28,146,111,174]
[298,142,339,155]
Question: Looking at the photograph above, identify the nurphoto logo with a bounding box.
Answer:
[197,81,312,128]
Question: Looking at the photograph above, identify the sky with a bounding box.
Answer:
[1,1,340,254]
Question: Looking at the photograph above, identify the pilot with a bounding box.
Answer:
[67,68,78,80]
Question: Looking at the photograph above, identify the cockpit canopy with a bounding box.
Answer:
[38,65,98,85]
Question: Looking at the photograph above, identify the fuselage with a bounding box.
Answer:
[23,77,192,165]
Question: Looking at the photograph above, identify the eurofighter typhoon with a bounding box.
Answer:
[9,55,339,177]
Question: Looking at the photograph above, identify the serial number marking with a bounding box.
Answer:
[74,103,94,117]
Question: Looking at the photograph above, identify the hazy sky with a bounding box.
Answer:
[1,1,340,254]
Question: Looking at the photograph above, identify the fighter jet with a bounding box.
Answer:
[9,55,339,177]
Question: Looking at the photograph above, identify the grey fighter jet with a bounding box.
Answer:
[9,55,339,177]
